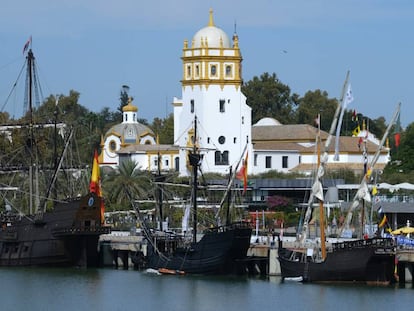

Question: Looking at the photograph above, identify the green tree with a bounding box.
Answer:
[151,113,174,144]
[118,85,130,114]
[242,72,297,124]
[295,90,337,131]
[382,123,414,183]
[0,111,10,124]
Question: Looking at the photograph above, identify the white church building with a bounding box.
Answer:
[99,9,391,177]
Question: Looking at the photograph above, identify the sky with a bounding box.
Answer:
[0,0,413,128]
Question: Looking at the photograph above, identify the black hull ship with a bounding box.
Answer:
[278,237,396,283]
[0,45,110,267]
[145,222,252,274]
[133,117,252,275]
[0,193,109,267]
[277,75,399,284]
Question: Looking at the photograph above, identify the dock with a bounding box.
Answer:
[98,233,414,284]
[98,232,282,276]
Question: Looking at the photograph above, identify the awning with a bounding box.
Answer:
[391,226,414,235]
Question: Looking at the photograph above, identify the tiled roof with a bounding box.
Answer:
[290,162,387,173]
[252,124,329,141]
[252,124,388,155]
[118,144,179,154]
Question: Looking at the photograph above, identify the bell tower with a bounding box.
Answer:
[173,9,252,176]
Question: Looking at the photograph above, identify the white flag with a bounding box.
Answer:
[334,83,354,160]
[343,83,354,109]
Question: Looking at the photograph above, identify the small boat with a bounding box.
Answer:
[158,268,185,275]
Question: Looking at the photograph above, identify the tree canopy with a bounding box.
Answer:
[242,72,298,124]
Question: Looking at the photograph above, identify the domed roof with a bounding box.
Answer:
[254,118,282,126]
[122,97,138,112]
[108,123,154,139]
[192,9,230,48]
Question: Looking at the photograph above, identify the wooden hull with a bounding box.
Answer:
[278,238,396,283]
[145,223,252,275]
[0,193,110,267]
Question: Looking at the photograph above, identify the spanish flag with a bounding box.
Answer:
[237,152,248,195]
[89,149,105,223]
[90,149,101,195]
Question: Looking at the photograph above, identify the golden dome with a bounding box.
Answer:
[122,97,138,112]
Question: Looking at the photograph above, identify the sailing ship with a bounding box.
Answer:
[0,47,110,267]
[132,116,252,275]
[277,74,398,284]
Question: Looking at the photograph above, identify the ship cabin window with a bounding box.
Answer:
[219,99,225,113]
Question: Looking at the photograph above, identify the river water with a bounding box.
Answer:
[0,267,412,311]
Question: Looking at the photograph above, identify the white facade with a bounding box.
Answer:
[100,98,156,167]
[173,9,252,176]
[253,151,301,174]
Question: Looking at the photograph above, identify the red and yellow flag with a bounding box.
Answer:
[236,152,248,194]
[89,149,105,223]
[89,149,101,195]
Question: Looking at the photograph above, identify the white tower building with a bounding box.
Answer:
[173,9,252,176]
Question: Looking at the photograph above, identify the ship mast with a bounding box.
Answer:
[339,103,401,237]
[317,116,327,260]
[26,49,37,215]
[299,71,349,243]
[189,116,200,244]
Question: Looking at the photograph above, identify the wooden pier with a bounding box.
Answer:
[396,247,414,285]
[98,233,414,285]
[99,233,145,269]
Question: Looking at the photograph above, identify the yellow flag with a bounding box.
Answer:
[352,124,361,136]
[379,215,387,228]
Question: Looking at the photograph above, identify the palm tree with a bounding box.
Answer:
[103,160,152,211]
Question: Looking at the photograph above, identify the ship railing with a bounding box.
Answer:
[52,226,111,236]
[331,237,395,252]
